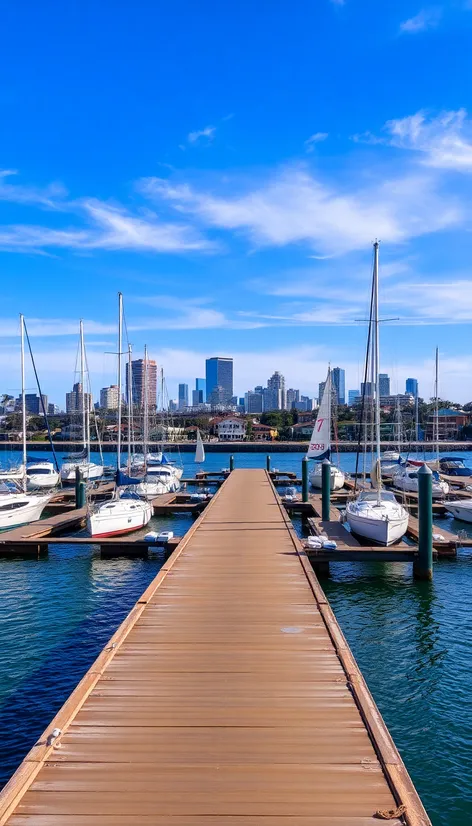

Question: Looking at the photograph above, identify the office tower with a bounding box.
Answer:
[47,403,60,416]
[301,395,315,411]
[286,388,300,408]
[206,357,233,403]
[348,389,360,405]
[406,378,418,397]
[245,391,264,414]
[192,378,206,406]
[126,358,158,408]
[267,371,286,409]
[66,382,92,414]
[209,385,228,405]
[178,383,189,409]
[360,381,373,397]
[332,367,345,405]
[25,393,48,415]
[379,373,390,396]
[100,385,119,410]
[318,381,326,404]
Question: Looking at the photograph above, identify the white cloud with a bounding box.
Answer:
[0,169,67,209]
[400,7,441,33]
[385,109,472,171]
[187,125,216,144]
[304,133,328,152]
[383,279,472,322]
[140,166,463,256]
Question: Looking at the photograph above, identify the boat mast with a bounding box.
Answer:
[143,345,149,465]
[20,314,26,489]
[373,241,382,502]
[117,292,123,470]
[127,343,133,473]
[435,346,439,464]
[79,320,88,458]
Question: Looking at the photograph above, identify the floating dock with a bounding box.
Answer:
[0,469,430,825]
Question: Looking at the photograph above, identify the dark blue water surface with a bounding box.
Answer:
[0,450,471,825]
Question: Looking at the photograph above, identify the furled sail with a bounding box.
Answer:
[306,371,331,461]
[195,429,205,463]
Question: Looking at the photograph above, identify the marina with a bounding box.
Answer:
[0,469,430,825]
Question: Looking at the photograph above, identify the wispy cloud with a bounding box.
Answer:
[129,295,264,330]
[0,169,67,209]
[400,7,442,33]
[304,133,329,152]
[384,109,472,171]
[139,166,463,256]
[187,125,216,144]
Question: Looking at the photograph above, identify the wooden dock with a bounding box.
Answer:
[0,469,430,826]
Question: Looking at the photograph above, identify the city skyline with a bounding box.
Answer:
[0,4,471,404]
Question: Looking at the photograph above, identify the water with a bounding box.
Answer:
[1,449,471,824]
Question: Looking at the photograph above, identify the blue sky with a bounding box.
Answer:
[1,0,472,405]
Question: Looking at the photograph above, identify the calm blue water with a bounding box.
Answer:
[0,449,471,825]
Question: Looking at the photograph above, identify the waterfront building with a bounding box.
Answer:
[348,389,360,405]
[332,367,345,405]
[126,358,157,408]
[245,391,264,414]
[100,385,119,410]
[178,383,189,409]
[206,357,233,403]
[66,382,92,414]
[406,377,418,397]
[380,393,415,410]
[379,373,390,396]
[425,408,469,440]
[267,371,286,409]
[25,393,48,415]
[217,417,246,441]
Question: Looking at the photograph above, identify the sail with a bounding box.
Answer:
[195,429,205,463]
[307,373,331,460]
[116,469,142,487]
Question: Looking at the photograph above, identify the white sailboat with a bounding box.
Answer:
[195,429,205,464]
[392,465,449,499]
[346,243,409,546]
[61,321,104,484]
[87,293,152,538]
[0,315,52,531]
[307,369,345,490]
[26,460,60,489]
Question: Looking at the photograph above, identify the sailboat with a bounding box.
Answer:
[195,429,205,464]
[61,321,104,484]
[0,315,52,531]
[307,368,345,490]
[346,242,409,546]
[87,294,152,538]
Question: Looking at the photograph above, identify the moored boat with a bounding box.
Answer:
[26,460,60,489]
[307,368,345,491]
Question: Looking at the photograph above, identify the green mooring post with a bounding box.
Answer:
[229,455,235,472]
[302,457,309,503]
[414,463,433,580]
[75,466,86,509]
[266,455,271,472]
[322,459,331,521]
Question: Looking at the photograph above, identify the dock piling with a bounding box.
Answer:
[229,455,235,472]
[75,467,86,509]
[414,464,433,580]
[321,459,331,521]
[266,454,271,472]
[302,457,309,502]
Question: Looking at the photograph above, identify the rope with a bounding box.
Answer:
[375,803,407,820]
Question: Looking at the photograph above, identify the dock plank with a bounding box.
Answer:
[0,469,430,826]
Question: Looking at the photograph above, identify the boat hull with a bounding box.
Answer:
[27,471,60,489]
[445,502,472,523]
[309,465,345,490]
[345,502,409,546]
[87,500,153,537]
[0,494,52,531]
[61,462,104,483]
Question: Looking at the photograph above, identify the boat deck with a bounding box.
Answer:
[0,469,430,826]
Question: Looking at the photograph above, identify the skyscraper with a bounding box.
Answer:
[360,381,373,397]
[379,373,390,396]
[178,384,189,409]
[245,391,264,414]
[348,389,360,405]
[267,371,286,409]
[66,382,92,414]
[100,385,119,409]
[286,389,300,408]
[205,357,233,403]
[318,381,326,404]
[25,393,48,415]
[406,378,418,397]
[126,358,157,408]
[332,367,345,405]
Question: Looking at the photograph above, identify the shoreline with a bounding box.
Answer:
[0,440,471,453]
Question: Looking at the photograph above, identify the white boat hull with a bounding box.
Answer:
[445,501,472,523]
[87,498,152,537]
[136,478,180,499]
[26,463,60,489]
[0,493,53,530]
[346,495,409,546]
[392,472,449,499]
[61,462,104,483]
[309,465,345,490]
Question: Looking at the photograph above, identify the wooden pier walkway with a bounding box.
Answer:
[0,469,429,826]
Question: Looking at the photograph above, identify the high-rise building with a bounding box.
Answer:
[47,403,60,416]
[301,395,315,412]
[206,357,233,403]
[192,378,206,406]
[126,358,157,408]
[332,367,345,405]
[286,388,300,408]
[379,373,390,396]
[245,391,264,414]
[209,385,228,406]
[178,383,189,409]
[66,382,92,414]
[25,393,48,415]
[196,378,206,396]
[267,371,286,409]
[318,381,326,404]
[360,381,373,398]
[100,385,119,410]
[348,389,360,405]
[406,378,418,397]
